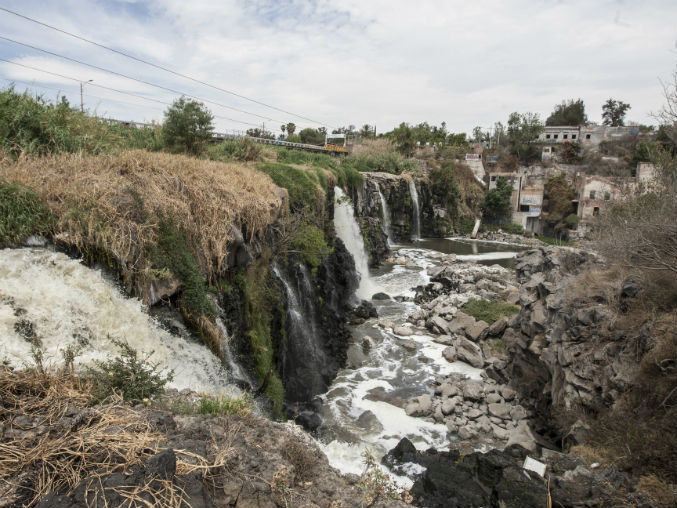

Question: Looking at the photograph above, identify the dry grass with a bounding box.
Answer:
[0,366,234,507]
[637,475,677,506]
[562,267,625,308]
[569,444,606,466]
[351,138,397,156]
[0,150,282,283]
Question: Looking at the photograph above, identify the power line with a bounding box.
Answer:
[0,34,288,124]
[0,6,334,128]
[0,58,260,127]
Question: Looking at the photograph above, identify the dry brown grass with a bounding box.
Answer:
[351,138,397,156]
[0,366,235,507]
[0,150,282,282]
[637,475,677,506]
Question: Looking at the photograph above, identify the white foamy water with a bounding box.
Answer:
[0,248,235,395]
[334,187,380,300]
[376,183,394,247]
[408,180,421,241]
[456,251,518,262]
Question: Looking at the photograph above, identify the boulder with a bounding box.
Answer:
[465,320,489,341]
[448,311,475,334]
[486,392,503,404]
[462,381,484,401]
[487,316,508,337]
[441,398,457,416]
[500,386,516,401]
[442,346,456,363]
[430,316,450,334]
[452,337,484,368]
[506,420,537,452]
[488,403,511,419]
[509,405,528,421]
[393,325,414,336]
[372,292,391,300]
[405,394,433,417]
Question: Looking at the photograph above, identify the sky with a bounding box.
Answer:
[0,0,676,136]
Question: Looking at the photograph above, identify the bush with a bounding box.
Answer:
[564,213,579,229]
[457,218,476,235]
[502,222,524,235]
[290,222,331,270]
[162,97,214,154]
[539,235,572,246]
[196,392,252,416]
[461,299,520,324]
[87,339,173,404]
[344,152,419,175]
[256,162,324,212]
[208,137,263,162]
[0,183,52,246]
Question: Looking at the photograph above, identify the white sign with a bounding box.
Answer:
[523,457,547,477]
[465,154,481,160]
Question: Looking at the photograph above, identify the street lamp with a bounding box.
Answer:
[80,79,93,112]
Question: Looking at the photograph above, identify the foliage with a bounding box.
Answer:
[162,96,214,154]
[429,162,460,210]
[357,450,406,507]
[149,218,217,318]
[207,137,263,162]
[461,299,520,324]
[0,85,163,157]
[386,122,417,156]
[285,122,296,136]
[344,151,419,175]
[502,222,524,235]
[481,176,513,220]
[246,127,275,139]
[290,222,330,270]
[383,121,451,155]
[283,439,319,482]
[546,99,587,126]
[564,213,579,229]
[543,173,576,226]
[195,392,253,416]
[506,111,543,163]
[86,339,173,404]
[538,235,572,246]
[298,128,325,146]
[256,162,324,212]
[559,141,581,163]
[0,182,52,246]
[602,98,631,126]
[457,218,476,235]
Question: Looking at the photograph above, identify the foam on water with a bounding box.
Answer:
[0,248,235,395]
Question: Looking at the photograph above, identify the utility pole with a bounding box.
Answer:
[80,79,92,113]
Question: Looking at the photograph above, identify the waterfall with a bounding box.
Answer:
[408,180,421,241]
[376,183,394,247]
[272,263,326,401]
[215,317,254,389]
[333,187,379,300]
[0,248,237,395]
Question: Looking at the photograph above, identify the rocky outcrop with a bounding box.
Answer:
[383,438,643,508]
[498,246,645,440]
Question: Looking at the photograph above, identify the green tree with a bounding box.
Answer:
[389,122,416,156]
[602,98,631,126]
[285,122,296,136]
[360,124,373,138]
[507,111,543,162]
[546,99,587,126]
[429,162,460,211]
[543,173,576,228]
[162,97,214,154]
[559,141,581,163]
[481,176,513,220]
[472,126,487,143]
[298,127,325,145]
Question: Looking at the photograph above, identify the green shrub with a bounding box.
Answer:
[461,299,520,324]
[149,219,217,318]
[502,222,524,235]
[457,218,476,235]
[87,339,173,404]
[564,213,579,229]
[290,223,331,270]
[208,137,263,162]
[344,152,419,175]
[162,97,214,154]
[196,392,252,415]
[539,235,572,246]
[256,162,323,212]
[0,183,52,246]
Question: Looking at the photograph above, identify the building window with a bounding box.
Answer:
[554,134,559,139]
[543,147,550,153]
[520,204,530,212]
[589,190,596,199]
[572,134,577,139]
[546,134,551,139]
[491,175,496,181]
[604,192,611,200]
[593,206,600,216]
[585,134,591,139]
[563,134,568,139]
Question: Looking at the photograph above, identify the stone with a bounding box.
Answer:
[399,339,417,351]
[144,449,176,479]
[486,392,503,404]
[405,394,433,417]
[457,426,478,440]
[452,336,484,368]
[506,420,537,452]
[462,381,484,401]
[442,346,456,362]
[488,403,511,419]
[448,311,475,334]
[430,316,450,334]
[509,405,528,421]
[492,424,510,440]
[441,398,457,416]
[465,320,489,341]
[466,408,482,420]
[393,325,413,336]
[440,383,458,398]
[500,386,516,401]
[487,316,508,337]
[372,292,391,300]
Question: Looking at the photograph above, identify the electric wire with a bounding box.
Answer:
[0,34,287,124]
[0,6,333,128]
[0,58,260,126]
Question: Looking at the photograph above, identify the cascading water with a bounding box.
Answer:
[216,317,254,389]
[272,263,327,401]
[0,248,238,395]
[408,180,421,241]
[333,187,379,300]
[376,183,394,247]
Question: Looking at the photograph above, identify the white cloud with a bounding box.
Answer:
[0,0,675,133]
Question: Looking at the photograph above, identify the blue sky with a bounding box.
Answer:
[0,0,675,135]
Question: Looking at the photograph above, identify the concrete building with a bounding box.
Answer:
[487,171,546,234]
[574,175,625,220]
[539,125,642,161]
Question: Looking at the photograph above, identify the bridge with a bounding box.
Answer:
[112,120,348,155]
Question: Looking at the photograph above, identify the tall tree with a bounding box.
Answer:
[285,122,296,136]
[602,99,631,126]
[360,124,373,138]
[506,112,543,162]
[481,176,513,221]
[298,128,325,145]
[162,97,214,154]
[546,99,588,126]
